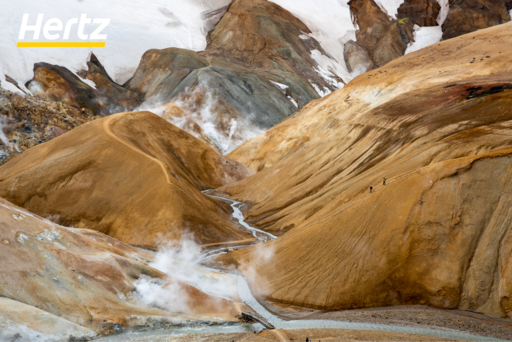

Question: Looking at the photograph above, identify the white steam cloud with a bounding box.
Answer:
[239,242,275,297]
[145,81,264,155]
[133,237,235,314]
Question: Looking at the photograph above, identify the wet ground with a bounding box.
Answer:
[94,328,459,341]
[261,301,512,341]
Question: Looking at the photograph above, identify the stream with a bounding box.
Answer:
[94,193,509,342]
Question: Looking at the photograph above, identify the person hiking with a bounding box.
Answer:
[383,177,387,185]
[370,186,373,193]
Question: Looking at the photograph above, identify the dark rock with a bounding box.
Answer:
[85,54,141,112]
[25,62,116,116]
[397,0,441,26]
[442,0,512,40]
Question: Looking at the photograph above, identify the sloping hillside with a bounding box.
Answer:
[0,111,256,249]
[216,22,512,318]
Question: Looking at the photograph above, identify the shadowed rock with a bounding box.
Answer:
[85,53,142,112]
[443,0,512,40]
[397,0,441,26]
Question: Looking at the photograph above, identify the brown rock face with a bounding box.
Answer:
[397,0,441,26]
[348,0,410,69]
[217,23,512,317]
[443,0,512,39]
[0,111,255,249]
[204,0,333,91]
[26,60,141,117]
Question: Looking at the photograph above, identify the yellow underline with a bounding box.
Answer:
[17,42,105,48]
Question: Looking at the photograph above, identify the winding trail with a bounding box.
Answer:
[102,113,252,242]
[298,166,425,231]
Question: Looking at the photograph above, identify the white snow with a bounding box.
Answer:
[310,81,332,97]
[1,0,231,92]
[270,0,356,85]
[405,25,443,55]
[288,97,298,108]
[270,80,289,92]
[310,50,346,89]
[437,0,450,26]
[373,0,405,19]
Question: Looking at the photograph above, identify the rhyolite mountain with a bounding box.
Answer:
[0,111,256,250]
[216,22,512,318]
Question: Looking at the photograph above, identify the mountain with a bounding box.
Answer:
[3,0,511,155]
[215,22,512,317]
[124,0,343,153]
[0,111,256,249]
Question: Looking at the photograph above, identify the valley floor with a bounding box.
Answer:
[262,303,512,341]
[94,328,459,341]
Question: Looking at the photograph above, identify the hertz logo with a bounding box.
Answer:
[17,14,110,48]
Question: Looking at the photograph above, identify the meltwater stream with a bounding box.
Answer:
[95,193,509,342]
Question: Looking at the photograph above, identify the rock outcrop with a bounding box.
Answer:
[442,0,512,39]
[216,23,512,318]
[0,111,256,249]
[125,0,343,153]
[85,53,142,112]
[397,0,441,26]
[344,40,375,76]
[347,0,411,71]
[26,56,141,117]
[0,87,95,164]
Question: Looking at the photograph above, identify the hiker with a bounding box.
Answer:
[383,177,387,185]
[370,186,373,193]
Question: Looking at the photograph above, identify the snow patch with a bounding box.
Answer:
[437,0,450,26]
[288,97,298,108]
[270,80,289,92]
[270,0,356,84]
[310,81,332,97]
[1,0,232,88]
[311,50,345,89]
[373,0,405,19]
[405,25,443,55]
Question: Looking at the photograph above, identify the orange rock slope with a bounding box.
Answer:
[0,197,241,336]
[0,111,256,249]
[217,23,512,318]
